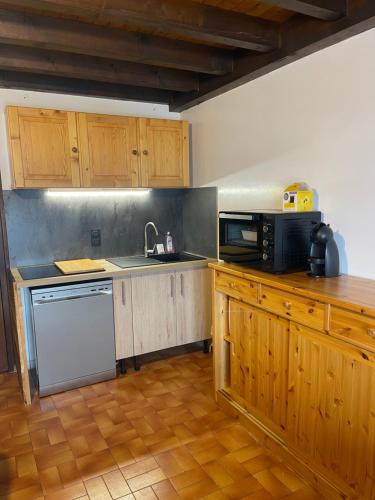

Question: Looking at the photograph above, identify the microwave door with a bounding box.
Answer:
[219,218,262,262]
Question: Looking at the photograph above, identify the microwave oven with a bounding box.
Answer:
[219,210,322,274]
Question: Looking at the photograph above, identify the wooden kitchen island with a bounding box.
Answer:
[209,262,375,500]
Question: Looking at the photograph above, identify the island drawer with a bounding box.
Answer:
[215,271,258,305]
[259,285,325,331]
[329,306,375,352]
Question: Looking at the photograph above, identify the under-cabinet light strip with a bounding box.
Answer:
[46,189,151,197]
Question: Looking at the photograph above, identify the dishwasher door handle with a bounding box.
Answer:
[33,290,112,305]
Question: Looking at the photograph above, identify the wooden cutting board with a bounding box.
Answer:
[54,259,105,275]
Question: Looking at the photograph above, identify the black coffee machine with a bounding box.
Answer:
[309,223,340,278]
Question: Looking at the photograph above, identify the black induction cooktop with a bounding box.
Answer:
[18,264,64,280]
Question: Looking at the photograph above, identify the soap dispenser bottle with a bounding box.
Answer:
[165,232,175,254]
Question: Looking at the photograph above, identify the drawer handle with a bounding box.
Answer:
[229,282,236,288]
[121,281,126,306]
[367,328,375,339]
[283,301,292,310]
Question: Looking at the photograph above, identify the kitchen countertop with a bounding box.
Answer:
[210,261,375,317]
[12,254,216,289]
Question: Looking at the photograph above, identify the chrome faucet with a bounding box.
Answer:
[144,222,159,257]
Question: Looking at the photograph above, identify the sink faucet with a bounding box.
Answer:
[144,222,159,257]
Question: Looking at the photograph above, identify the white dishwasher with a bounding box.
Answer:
[31,280,116,396]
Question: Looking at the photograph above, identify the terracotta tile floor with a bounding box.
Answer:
[0,350,322,500]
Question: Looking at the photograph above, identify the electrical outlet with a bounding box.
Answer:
[91,229,101,247]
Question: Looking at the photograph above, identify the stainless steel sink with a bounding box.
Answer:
[107,253,206,269]
[106,256,161,269]
[151,253,205,263]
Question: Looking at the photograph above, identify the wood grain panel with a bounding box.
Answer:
[215,271,258,305]
[287,322,375,499]
[131,270,177,355]
[139,118,189,188]
[78,113,140,188]
[329,305,375,353]
[228,299,289,435]
[259,284,325,331]
[176,267,212,345]
[6,106,80,188]
[113,277,134,360]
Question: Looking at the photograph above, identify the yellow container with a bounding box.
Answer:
[283,182,313,212]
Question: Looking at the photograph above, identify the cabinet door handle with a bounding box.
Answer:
[72,146,78,154]
[283,301,292,310]
[367,328,375,339]
[180,274,184,296]
[143,150,149,156]
[170,275,174,299]
[121,281,126,306]
[131,149,139,156]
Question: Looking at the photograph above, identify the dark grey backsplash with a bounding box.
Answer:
[4,187,217,267]
[183,187,217,258]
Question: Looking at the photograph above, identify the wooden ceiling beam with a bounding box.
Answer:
[0,44,198,92]
[170,0,375,111]
[0,70,172,104]
[0,0,280,51]
[259,1,346,21]
[0,9,233,75]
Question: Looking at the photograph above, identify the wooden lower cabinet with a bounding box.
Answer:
[113,266,211,360]
[131,270,177,355]
[176,268,211,345]
[227,299,289,436]
[212,266,375,499]
[113,277,134,360]
[287,322,375,500]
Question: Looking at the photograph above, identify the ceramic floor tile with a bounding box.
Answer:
[0,350,322,500]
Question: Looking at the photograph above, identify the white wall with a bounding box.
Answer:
[0,89,180,190]
[182,28,375,279]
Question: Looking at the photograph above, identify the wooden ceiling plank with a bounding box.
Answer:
[258,1,346,21]
[0,0,280,51]
[0,70,172,104]
[0,8,232,75]
[0,44,198,92]
[170,0,375,111]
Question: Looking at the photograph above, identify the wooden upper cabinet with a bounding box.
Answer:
[6,107,190,189]
[139,118,189,188]
[77,113,140,188]
[6,106,80,188]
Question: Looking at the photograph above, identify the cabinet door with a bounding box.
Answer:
[7,106,80,188]
[131,271,177,355]
[78,113,140,187]
[113,277,134,360]
[139,118,189,188]
[176,267,211,345]
[228,299,289,435]
[287,322,375,499]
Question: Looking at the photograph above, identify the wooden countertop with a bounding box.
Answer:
[209,261,375,317]
[12,256,215,289]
